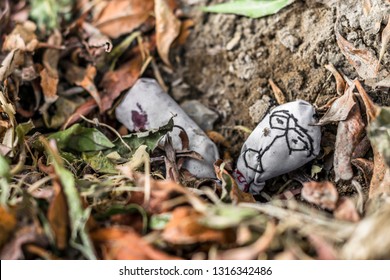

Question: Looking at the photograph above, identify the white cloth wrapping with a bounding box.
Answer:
[235,100,321,194]
[115,78,219,178]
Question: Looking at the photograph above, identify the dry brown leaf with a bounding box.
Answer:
[40,30,62,105]
[325,64,346,96]
[47,180,69,250]
[369,147,387,198]
[155,0,181,66]
[0,49,24,81]
[2,22,39,52]
[215,221,276,260]
[100,55,143,112]
[0,225,46,260]
[301,181,339,210]
[269,79,286,104]
[0,207,16,249]
[91,227,181,260]
[93,0,154,39]
[162,207,235,245]
[354,79,379,122]
[174,19,194,46]
[351,157,374,187]
[317,85,356,125]
[62,98,97,129]
[378,17,390,68]
[334,104,365,182]
[334,197,360,223]
[308,234,337,260]
[336,31,379,80]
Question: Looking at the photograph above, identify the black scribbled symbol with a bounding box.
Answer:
[243,110,315,174]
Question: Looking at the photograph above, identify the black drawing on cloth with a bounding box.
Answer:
[243,110,315,174]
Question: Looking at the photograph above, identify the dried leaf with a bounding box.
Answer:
[317,85,356,125]
[354,79,378,122]
[93,0,154,39]
[301,181,339,210]
[325,64,346,96]
[336,31,379,80]
[0,207,16,249]
[334,105,365,181]
[100,55,143,112]
[351,158,374,187]
[0,225,46,260]
[216,221,276,260]
[91,227,181,260]
[40,30,62,105]
[308,234,337,260]
[155,0,181,66]
[47,180,69,250]
[2,22,38,52]
[65,64,102,112]
[63,98,97,129]
[269,79,286,104]
[378,17,390,68]
[162,207,235,245]
[367,107,390,197]
[334,197,360,223]
[0,49,24,81]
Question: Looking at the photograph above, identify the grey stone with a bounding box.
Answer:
[180,100,219,131]
[116,78,220,178]
[235,100,321,194]
[248,95,271,124]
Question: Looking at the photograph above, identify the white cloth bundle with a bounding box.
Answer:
[235,100,321,194]
[115,78,219,178]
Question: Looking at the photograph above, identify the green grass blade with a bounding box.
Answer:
[202,0,295,18]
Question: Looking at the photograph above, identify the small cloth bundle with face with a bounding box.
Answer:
[235,100,321,194]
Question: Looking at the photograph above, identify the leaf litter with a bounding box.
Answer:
[0,0,390,261]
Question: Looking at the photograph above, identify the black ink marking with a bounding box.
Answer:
[243,110,315,175]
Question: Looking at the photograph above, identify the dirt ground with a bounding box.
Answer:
[161,0,390,192]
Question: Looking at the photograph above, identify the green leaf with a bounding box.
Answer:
[109,118,174,159]
[0,155,11,207]
[82,151,117,174]
[150,213,172,230]
[48,124,115,152]
[30,0,74,31]
[368,107,390,166]
[202,0,294,18]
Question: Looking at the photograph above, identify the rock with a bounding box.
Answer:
[180,100,219,131]
[235,100,321,194]
[115,78,220,178]
[248,95,271,124]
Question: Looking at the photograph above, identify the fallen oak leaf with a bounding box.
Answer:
[155,0,181,66]
[301,181,339,210]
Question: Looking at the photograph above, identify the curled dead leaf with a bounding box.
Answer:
[0,207,16,249]
[325,64,346,96]
[155,0,181,66]
[301,181,339,210]
[351,158,374,187]
[317,85,356,125]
